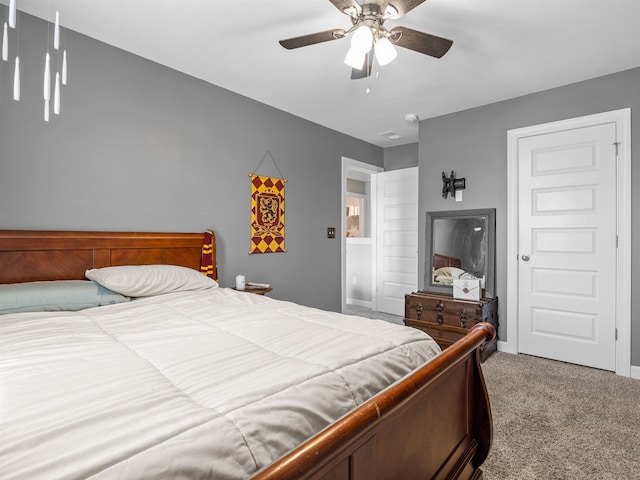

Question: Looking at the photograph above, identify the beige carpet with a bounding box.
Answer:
[481,352,640,479]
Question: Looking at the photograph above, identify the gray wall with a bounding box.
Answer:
[0,13,383,311]
[418,67,640,366]
[384,142,418,171]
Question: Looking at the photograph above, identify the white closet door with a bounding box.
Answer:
[517,123,617,371]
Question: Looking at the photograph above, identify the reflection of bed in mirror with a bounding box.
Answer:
[432,254,465,286]
[425,209,496,297]
[433,253,462,269]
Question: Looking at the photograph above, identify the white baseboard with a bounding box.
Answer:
[497,340,517,354]
[346,298,373,309]
[496,343,640,380]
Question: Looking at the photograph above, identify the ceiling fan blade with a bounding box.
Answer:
[389,26,453,58]
[381,0,427,19]
[279,29,346,50]
[328,0,362,16]
[350,50,373,80]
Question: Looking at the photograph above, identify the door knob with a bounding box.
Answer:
[521,254,530,262]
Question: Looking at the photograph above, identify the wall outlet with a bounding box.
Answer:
[327,227,336,238]
[352,276,357,285]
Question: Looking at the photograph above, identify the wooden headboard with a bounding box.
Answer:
[433,253,462,270]
[0,230,216,284]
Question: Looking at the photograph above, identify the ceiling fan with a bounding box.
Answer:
[279,0,453,79]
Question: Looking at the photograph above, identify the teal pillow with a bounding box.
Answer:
[0,280,130,314]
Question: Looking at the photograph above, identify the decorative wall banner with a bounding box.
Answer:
[249,174,286,254]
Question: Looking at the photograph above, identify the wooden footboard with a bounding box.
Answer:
[253,322,495,480]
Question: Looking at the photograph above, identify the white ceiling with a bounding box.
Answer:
[13,0,640,146]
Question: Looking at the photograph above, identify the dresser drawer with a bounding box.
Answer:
[405,293,485,329]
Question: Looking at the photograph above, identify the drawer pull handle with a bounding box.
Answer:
[460,310,468,328]
[434,301,445,312]
[416,304,423,320]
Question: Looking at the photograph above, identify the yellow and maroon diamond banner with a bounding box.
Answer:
[249,174,286,254]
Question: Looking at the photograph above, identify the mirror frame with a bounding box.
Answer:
[423,208,496,298]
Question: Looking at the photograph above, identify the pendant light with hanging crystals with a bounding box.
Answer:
[1,1,69,118]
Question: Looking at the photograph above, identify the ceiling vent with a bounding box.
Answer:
[380,131,401,141]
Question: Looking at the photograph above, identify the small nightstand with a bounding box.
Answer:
[233,286,272,295]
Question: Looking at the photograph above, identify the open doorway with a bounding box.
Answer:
[341,158,382,314]
[341,158,418,324]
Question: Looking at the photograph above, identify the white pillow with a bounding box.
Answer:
[86,265,218,297]
[433,266,466,278]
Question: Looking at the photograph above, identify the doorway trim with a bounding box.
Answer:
[505,108,631,376]
[341,157,383,313]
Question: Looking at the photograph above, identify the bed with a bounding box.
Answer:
[0,230,495,480]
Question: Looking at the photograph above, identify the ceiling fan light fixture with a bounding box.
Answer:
[350,25,373,53]
[278,0,454,81]
[344,45,366,70]
[374,37,397,66]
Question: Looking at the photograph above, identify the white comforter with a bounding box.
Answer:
[0,288,440,479]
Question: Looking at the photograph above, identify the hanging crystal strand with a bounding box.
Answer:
[9,0,16,29]
[11,1,20,100]
[62,49,67,85]
[43,11,52,121]
[44,53,51,121]
[53,11,62,115]
[61,24,68,85]
[44,54,51,99]
[53,10,59,50]
[54,71,60,114]
[2,22,8,61]
[13,56,20,101]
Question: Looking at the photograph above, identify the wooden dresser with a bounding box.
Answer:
[404,291,498,361]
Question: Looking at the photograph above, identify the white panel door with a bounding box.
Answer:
[518,123,617,370]
[376,167,418,315]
